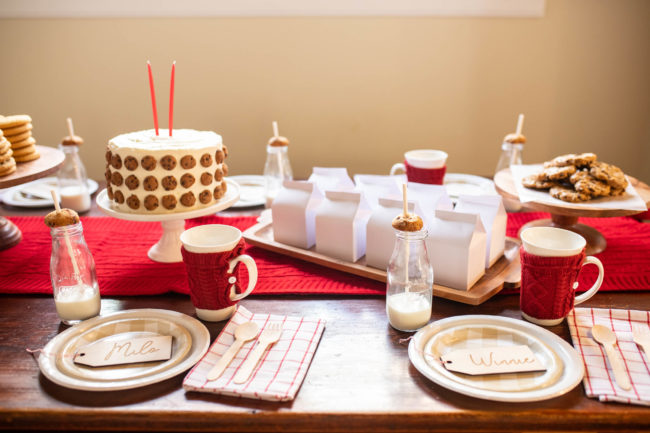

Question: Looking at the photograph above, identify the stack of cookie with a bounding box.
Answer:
[0,130,16,177]
[523,153,629,203]
[0,115,40,163]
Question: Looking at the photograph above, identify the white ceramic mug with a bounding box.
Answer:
[520,227,604,326]
[180,224,257,321]
[390,149,448,174]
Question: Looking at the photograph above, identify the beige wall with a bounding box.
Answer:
[1,0,649,184]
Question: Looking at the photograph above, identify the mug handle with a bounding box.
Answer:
[574,256,604,305]
[390,162,405,176]
[226,254,258,301]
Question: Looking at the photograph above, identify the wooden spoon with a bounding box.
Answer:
[591,325,631,390]
[207,321,260,381]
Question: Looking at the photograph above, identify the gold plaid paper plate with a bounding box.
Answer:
[424,324,562,393]
[57,318,192,382]
[38,309,209,391]
[409,315,584,402]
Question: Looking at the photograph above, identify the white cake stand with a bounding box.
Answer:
[96,179,240,263]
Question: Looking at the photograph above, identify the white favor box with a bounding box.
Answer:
[353,174,403,209]
[271,180,323,249]
[407,182,454,228]
[365,198,424,270]
[426,209,487,291]
[315,190,372,262]
[308,167,355,192]
[455,195,507,268]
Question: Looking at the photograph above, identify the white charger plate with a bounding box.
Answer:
[56,317,192,382]
[229,175,266,208]
[409,315,584,402]
[38,309,209,391]
[1,177,98,208]
[424,324,563,393]
[444,173,496,199]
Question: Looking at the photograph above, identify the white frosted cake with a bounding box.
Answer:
[105,129,229,214]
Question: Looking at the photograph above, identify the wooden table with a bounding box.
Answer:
[1,183,649,432]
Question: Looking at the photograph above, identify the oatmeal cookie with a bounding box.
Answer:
[541,165,576,181]
[569,170,610,197]
[549,185,590,203]
[522,173,557,190]
[574,177,611,198]
[543,153,597,168]
[589,161,628,190]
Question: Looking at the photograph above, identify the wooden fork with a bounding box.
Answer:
[632,324,650,357]
[233,322,283,384]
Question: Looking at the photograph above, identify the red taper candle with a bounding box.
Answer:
[147,60,159,136]
[169,61,175,137]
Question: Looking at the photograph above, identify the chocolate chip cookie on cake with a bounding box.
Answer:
[0,114,40,163]
[105,129,229,214]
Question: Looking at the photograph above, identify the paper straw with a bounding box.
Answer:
[66,117,74,137]
[169,61,175,137]
[516,113,525,136]
[147,61,159,136]
[401,183,410,291]
[50,190,82,283]
[272,121,284,179]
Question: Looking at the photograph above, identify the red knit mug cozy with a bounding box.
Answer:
[404,161,447,185]
[519,248,587,321]
[181,238,247,311]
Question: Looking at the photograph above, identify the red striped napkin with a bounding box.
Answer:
[567,308,650,406]
[183,306,325,401]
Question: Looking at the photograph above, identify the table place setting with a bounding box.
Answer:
[182,306,326,401]
[408,314,585,402]
[36,308,210,391]
[178,221,326,401]
[567,307,650,406]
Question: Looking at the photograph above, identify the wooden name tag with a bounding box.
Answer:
[441,345,546,375]
[73,335,172,367]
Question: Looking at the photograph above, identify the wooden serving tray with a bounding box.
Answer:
[243,219,521,305]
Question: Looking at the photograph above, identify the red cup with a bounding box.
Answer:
[519,227,604,326]
[390,150,448,185]
[180,224,257,321]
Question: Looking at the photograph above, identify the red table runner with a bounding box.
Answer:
[1,213,649,297]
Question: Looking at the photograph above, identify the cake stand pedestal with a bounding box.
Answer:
[0,145,65,250]
[96,179,240,263]
[494,168,650,255]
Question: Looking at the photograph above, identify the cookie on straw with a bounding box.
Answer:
[44,208,80,228]
[392,183,423,231]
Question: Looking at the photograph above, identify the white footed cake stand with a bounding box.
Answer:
[96,179,240,263]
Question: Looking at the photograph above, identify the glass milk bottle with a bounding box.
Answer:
[386,229,433,332]
[50,222,101,325]
[57,135,91,213]
[495,135,524,175]
[495,114,526,212]
[263,122,293,207]
[495,133,525,212]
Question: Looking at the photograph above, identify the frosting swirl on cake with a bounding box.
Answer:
[108,129,221,151]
